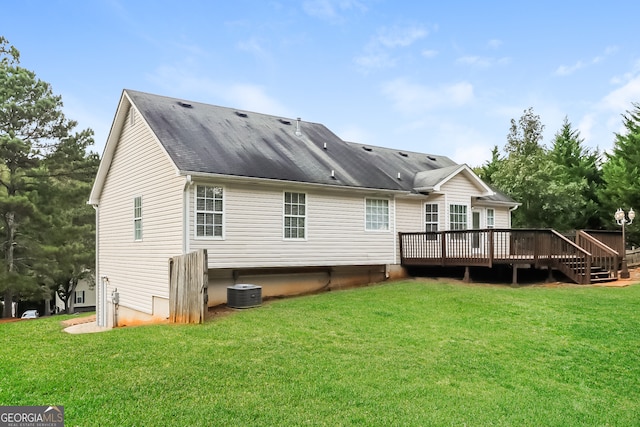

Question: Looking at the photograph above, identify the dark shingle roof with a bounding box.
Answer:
[126,90,514,203]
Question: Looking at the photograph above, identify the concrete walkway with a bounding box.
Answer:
[62,314,110,334]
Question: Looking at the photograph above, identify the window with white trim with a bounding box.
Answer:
[134,196,142,241]
[75,290,85,304]
[196,185,224,238]
[449,204,467,239]
[487,208,495,229]
[366,199,389,231]
[284,192,306,239]
[425,203,438,240]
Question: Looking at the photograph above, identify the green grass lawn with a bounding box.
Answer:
[1,280,640,426]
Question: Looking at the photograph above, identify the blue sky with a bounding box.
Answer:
[4,0,640,166]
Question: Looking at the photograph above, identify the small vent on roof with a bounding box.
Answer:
[399,152,408,157]
[363,146,373,152]
[427,155,437,161]
[279,118,292,125]
[235,111,248,118]
[323,142,327,149]
[295,117,302,137]
[397,172,402,180]
[178,101,193,108]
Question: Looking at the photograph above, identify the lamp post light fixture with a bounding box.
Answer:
[615,208,635,279]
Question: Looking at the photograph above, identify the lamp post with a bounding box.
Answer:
[615,208,635,279]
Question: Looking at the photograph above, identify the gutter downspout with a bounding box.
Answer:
[183,175,193,254]
[508,205,519,229]
[92,204,105,327]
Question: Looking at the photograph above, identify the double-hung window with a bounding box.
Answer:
[196,185,224,238]
[425,203,438,240]
[134,196,142,241]
[75,291,85,305]
[366,199,389,231]
[487,208,495,229]
[284,192,306,239]
[449,204,467,239]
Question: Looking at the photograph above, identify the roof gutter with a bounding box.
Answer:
[177,171,414,197]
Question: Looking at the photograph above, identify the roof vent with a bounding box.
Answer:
[331,170,336,179]
[399,152,408,157]
[295,118,302,137]
[235,111,248,118]
[397,172,402,180]
[178,101,192,108]
[323,142,327,149]
[279,118,292,125]
[427,155,437,161]
[363,146,373,152]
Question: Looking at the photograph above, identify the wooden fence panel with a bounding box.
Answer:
[169,249,208,324]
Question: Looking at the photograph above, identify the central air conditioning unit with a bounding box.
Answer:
[227,284,262,309]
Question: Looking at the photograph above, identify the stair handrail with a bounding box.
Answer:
[576,230,619,280]
[550,230,592,284]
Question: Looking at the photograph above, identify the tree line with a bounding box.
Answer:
[475,106,640,245]
[0,37,99,317]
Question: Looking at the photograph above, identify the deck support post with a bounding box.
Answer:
[463,266,471,283]
[546,267,554,283]
[511,264,518,287]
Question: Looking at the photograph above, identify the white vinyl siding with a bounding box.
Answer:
[98,103,184,315]
[365,198,389,231]
[189,185,397,268]
[284,192,306,239]
[133,196,142,241]
[195,185,224,238]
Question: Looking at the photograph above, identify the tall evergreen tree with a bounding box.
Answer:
[0,38,88,316]
[600,103,640,246]
[549,117,603,230]
[36,129,98,313]
[491,108,587,231]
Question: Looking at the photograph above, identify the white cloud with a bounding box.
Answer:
[355,24,431,71]
[381,78,474,113]
[336,124,374,144]
[354,52,396,69]
[487,39,502,49]
[456,55,510,69]
[302,0,367,23]
[375,25,428,48]
[147,64,290,116]
[556,46,619,76]
[421,49,438,58]
[555,61,585,76]
[601,75,640,112]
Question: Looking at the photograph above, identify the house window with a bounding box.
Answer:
[284,192,306,239]
[134,196,142,241]
[196,185,224,238]
[75,291,85,305]
[449,204,467,238]
[487,208,495,229]
[366,199,389,231]
[425,203,438,240]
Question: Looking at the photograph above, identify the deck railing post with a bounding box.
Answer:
[440,232,447,266]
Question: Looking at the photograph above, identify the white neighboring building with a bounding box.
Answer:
[54,279,96,313]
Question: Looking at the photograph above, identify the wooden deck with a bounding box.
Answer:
[398,229,621,284]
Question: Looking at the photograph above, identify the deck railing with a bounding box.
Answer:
[576,230,619,280]
[399,229,599,284]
